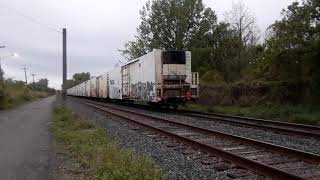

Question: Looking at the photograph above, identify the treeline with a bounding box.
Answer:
[65,72,90,89]
[121,0,320,104]
[2,78,55,93]
[27,78,55,93]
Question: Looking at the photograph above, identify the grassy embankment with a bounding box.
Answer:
[187,80,320,126]
[183,103,320,126]
[53,107,162,179]
[0,84,48,109]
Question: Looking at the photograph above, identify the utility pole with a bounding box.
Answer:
[21,67,28,85]
[0,45,6,89]
[0,57,3,89]
[62,28,67,100]
[32,74,36,89]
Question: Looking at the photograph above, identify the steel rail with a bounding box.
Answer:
[74,98,320,163]
[70,97,320,179]
[177,110,320,139]
[81,98,320,139]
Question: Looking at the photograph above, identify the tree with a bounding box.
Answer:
[65,79,77,89]
[221,0,261,81]
[258,0,320,103]
[72,72,90,84]
[65,72,91,89]
[263,0,319,80]
[34,78,49,91]
[28,78,55,93]
[121,0,218,59]
[191,22,243,82]
[224,0,259,47]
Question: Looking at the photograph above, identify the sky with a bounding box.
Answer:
[0,0,297,89]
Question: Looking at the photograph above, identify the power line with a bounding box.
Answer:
[0,3,62,33]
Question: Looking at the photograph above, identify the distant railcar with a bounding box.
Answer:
[107,66,122,100]
[79,82,85,96]
[97,74,108,98]
[84,80,90,97]
[90,77,97,98]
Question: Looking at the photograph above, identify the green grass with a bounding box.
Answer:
[0,85,48,109]
[182,103,320,125]
[53,107,162,180]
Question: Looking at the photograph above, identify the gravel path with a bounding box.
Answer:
[105,102,320,155]
[66,99,263,179]
[0,96,55,180]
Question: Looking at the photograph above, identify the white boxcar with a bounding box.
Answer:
[84,80,90,97]
[75,83,80,96]
[97,74,108,98]
[121,50,198,105]
[70,87,74,96]
[108,66,122,100]
[67,88,71,96]
[121,50,161,102]
[90,77,97,97]
[79,82,85,96]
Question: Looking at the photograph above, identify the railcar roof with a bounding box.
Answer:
[122,49,164,66]
[122,57,140,66]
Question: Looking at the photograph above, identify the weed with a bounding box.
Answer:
[0,84,49,109]
[53,108,162,180]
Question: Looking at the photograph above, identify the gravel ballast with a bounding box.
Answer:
[105,102,320,155]
[66,99,263,179]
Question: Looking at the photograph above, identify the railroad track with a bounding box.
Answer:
[70,97,320,179]
[176,109,320,139]
[93,100,320,139]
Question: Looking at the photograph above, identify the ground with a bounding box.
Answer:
[0,96,55,180]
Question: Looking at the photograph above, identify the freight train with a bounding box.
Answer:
[67,50,199,108]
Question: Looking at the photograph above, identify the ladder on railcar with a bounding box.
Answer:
[191,72,199,98]
[121,65,130,99]
[106,74,110,98]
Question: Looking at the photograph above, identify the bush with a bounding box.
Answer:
[201,71,225,84]
[0,89,9,109]
[0,84,49,110]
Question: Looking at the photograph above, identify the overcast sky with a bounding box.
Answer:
[0,0,297,89]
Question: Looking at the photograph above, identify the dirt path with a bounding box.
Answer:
[0,96,55,180]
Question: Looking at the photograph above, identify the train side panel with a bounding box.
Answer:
[108,66,122,100]
[67,87,71,96]
[85,80,90,97]
[74,84,77,96]
[97,74,108,98]
[90,77,97,97]
[122,50,160,103]
[79,82,84,96]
